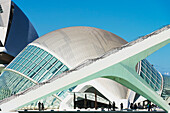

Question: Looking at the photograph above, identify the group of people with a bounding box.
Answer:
[130,103,143,110]
[112,102,123,111]
[111,101,156,111]
[130,102,157,111]
[147,102,157,111]
[38,101,44,111]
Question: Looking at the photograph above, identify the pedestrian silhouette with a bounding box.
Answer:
[112,101,116,111]
[148,102,152,111]
[130,103,133,109]
[108,101,111,111]
[138,103,142,109]
[134,103,137,110]
[120,103,123,110]
[42,103,44,111]
[38,101,41,111]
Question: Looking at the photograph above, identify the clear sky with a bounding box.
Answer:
[12,0,170,74]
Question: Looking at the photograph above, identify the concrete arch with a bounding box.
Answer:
[59,78,129,109]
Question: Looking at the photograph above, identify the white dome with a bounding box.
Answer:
[33,26,127,68]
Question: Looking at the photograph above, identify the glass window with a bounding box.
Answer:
[55,71,62,76]
[16,65,22,71]
[54,61,63,69]
[32,55,38,61]
[152,73,157,80]
[41,52,48,58]
[38,69,46,75]
[30,46,37,53]
[60,66,68,72]
[24,52,30,58]
[39,72,51,82]
[13,56,20,63]
[20,67,26,73]
[49,58,57,65]
[49,67,57,74]
[22,59,29,66]
[28,71,34,78]
[34,66,41,72]
[39,60,47,67]
[145,77,150,85]
[30,72,36,78]
[140,72,145,79]
[150,82,155,89]
[44,63,51,70]
[25,61,32,68]
[24,69,31,75]
[29,63,36,70]
[27,45,32,50]
[33,49,39,54]
[37,49,44,55]
[18,58,25,64]
[33,74,41,81]
[35,57,42,64]
[10,63,16,69]
[146,72,151,79]
[28,54,34,60]
[13,64,19,70]
[46,55,52,61]
[21,51,27,57]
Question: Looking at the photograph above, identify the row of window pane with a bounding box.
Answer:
[7,45,69,83]
[0,71,35,100]
[139,59,162,91]
[2,45,76,106]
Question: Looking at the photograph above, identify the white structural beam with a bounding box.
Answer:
[0,26,170,111]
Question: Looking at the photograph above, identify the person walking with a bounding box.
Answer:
[112,101,116,111]
[130,103,133,110]
[38,101,41,111]
[42,103,44,111]
[148,102,152,111]
[120,103,123,110]
[134,103,137,110]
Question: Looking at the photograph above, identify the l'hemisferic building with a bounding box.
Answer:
[0,0,170,112]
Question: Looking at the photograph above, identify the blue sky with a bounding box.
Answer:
[12,0,170,74]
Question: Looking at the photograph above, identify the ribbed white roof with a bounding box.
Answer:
[33,26,127,68]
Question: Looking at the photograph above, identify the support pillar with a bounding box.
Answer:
[84,94,87,109]
[73,92,76,109]
[95,90,97,110]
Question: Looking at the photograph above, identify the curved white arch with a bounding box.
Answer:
[60,78,129,109]
[3,68,38,84]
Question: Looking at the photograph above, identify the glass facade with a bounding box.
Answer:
[0,45,75,104]
[21,86,77,109]
[139,59,162,91]
[0,71,34,100]
[161,75,170,100]
[7,45,69,83]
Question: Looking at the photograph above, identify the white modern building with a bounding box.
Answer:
[0,25,169,112]
[0,0,38,72]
